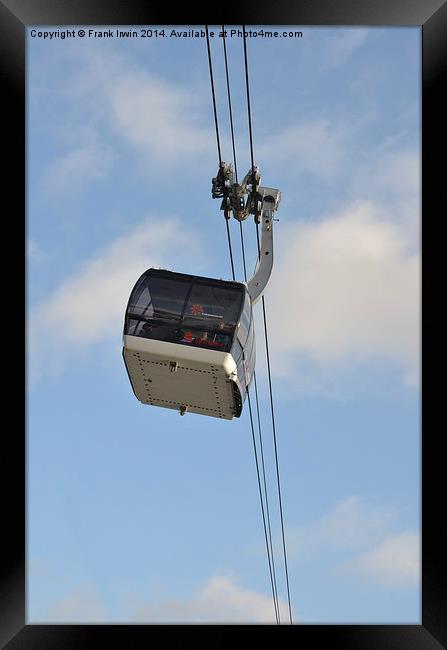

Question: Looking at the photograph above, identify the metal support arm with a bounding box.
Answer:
[247,186,281,305]
[211,163,281,303]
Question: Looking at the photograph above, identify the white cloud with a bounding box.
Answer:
[322,29,369,71]
[339,532,420,587]
[371,150,419,197]
[257,119,346,180]
[43,138,115,197]
[35,44,215,199]
[33,574,290,624]
[70,45,214,165]
[29,217,204,380]
[106,68,213,162]
[284,496,419,590]
[266,200,420,385]
[133,574,289,623]
[287,496,394,559]
[27,239,47,263]
[42,581,107,623]
[350,148,420,245]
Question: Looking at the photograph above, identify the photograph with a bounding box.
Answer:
[26,23,421,626]
[0,0,441,643]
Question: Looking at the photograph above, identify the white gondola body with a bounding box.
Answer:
[123,335,241,419]
[122,269,253,419]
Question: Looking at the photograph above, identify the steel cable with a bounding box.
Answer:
[242,26,294,625]
[222,25,281,622]
[206,25,280,623]
[205,25,236,281]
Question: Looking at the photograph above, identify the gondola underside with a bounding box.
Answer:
[123,335,243,420]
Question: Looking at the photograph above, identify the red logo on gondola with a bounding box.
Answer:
[190,303,203,315]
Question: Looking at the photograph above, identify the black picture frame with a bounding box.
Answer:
[2,0,445,646]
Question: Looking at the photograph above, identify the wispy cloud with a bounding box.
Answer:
[34,43,215,200]
[284,496,419,590]
[132,574,289,623]
[29,217,205,381]
[33,574,289,624]
[42,137,115,198]
[287,495,395,559]
[105,64,213,162]
[42,580,107,623]
[27,239,47,263]
[321,29,369,71]
[266,199,420,387]
[350,147,420,231]
[337,532,420,588]
[257,119,346,180]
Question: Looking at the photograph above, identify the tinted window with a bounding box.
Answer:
[238,292,252,346]
[245,340,256,387]
[236,355,245,388]
[127,274,192,321]
[231,338,244,364]
[182,282,243,334]
[125,273,244,353]
[246,320,255,358]
[126,318,147,337]
[236,346,255,393]
[159,276,190,318]
[125,274,191,342]
[132,284,153,318]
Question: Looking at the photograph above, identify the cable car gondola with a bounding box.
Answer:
[123,270,254,419]
[123,170,280,419]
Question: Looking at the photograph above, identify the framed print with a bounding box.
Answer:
[1,0,445,646]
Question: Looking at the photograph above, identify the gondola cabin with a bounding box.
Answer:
[123,269,255,419]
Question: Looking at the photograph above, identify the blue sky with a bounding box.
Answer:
[27,25,420,623]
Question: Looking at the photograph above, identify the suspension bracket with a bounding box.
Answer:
[247,186,281,305]
[211,162,281,303]
[211,162,262,222]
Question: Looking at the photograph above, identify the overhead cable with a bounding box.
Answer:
[206,25,280,623]
[242,25,294,625]
[205,25,236,282]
